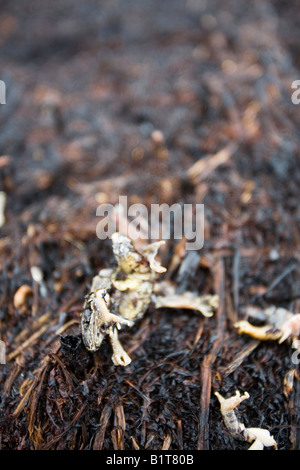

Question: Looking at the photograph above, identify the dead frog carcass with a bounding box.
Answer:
[81,232,218,366]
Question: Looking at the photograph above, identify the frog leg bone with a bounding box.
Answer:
[93,289,133,329]
[153,281,219,317]
[154,293,218,317]
[234,321,282,341]
[234,313,300,344]
[140,240,167,273]
[89,288,133,366]
[278,313,300,343]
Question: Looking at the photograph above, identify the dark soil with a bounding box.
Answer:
[0,0,299,450]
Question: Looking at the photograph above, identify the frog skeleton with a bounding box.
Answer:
[81,232,218,366]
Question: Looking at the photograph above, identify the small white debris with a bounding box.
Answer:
[30,266,44,283]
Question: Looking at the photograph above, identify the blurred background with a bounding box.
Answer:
[0,0,299,246]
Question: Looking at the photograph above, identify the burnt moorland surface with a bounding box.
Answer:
[0,0,300,450]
